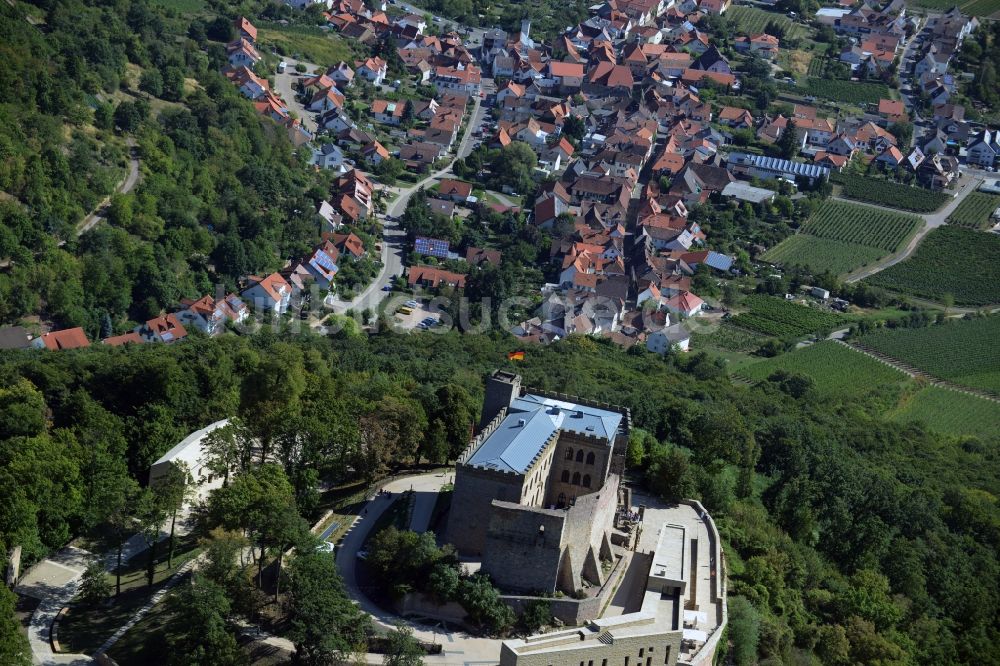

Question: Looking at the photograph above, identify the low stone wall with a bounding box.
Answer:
[397,593,472,629]
[501,549,631,626]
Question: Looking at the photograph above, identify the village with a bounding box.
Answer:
[7,0,997,362]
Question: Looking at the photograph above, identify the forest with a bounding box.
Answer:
[0,0,327,338]
[1,328,998,665]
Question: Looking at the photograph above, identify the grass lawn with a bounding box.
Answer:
[59,533,202,654]
[736,340,909,396]
[105,595,181,666]
[888,386,1000,438]
[257,24,354,67]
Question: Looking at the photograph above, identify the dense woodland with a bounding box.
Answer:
[1,0,999,664]
[1,329,998,664]
[0,0,325,336]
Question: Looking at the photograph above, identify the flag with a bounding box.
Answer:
[507,350,525,361]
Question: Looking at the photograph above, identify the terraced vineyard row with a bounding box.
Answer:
[831,172,950,212]
[731,295,844,338]
[761,235,885,276]
[804,201,921,252]
[865,226,1000,306]
[946,191,1000,229]
[856,316,1000,395]
[726,6,808,39]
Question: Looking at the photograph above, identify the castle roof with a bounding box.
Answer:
[465,394,624,474]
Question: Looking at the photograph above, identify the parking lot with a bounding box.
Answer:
[392,299,443,331]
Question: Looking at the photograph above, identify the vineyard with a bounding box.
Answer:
[889,386,1000,438]
[696,323,768,353]
[738,341,908,395]
[799,78,892,105]
[857,316,1000,395]
[803,200,921,251]
[865,226,1000,306]
[831,172,950,212]
[908,0,1000,16]
[731,295,844,338]
[761,235,885,275]
[726,5,808,39]
[946,191,1000,229]
[761,200,920,275]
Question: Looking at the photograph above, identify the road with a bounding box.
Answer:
[75,138,141,237]
[272,55,320,133]
[843,173,982,283]
[324,93,483,315]
[335,472,503,665]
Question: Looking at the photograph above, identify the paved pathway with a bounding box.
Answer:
[324,94,482,317]
[841,173,981,283]
[335,472,503,665]
[76,138,141,237]
[18,505,199,665]
[272,56,320,134]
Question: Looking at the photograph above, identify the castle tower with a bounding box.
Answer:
[478,370,521,431]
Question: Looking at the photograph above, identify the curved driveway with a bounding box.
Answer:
[335,472,503,665]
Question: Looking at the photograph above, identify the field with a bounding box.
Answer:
[907,0,1000,17]
[946,191,1000,229]
[798,78,893,105]
[803,201,921,251]
[857,316,1000,395]
[731,295,845,338]
[762,234,885,275]
[726,6,809,39]
[831,172,950,212]
[806,54,827,77]
[889,386,1000,439]
[738,341,908,395]
[258,24,354,66]
[865,226,1000,306]
[696,323,769,353]
[761,200,921,275]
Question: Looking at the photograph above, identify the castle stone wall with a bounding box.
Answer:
[482,501,568,593]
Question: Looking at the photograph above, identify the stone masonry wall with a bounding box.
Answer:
[482,501,568,593]
[447,467,525,554]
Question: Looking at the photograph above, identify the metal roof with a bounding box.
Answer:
[704,251,734,271]
[465,394,623,474]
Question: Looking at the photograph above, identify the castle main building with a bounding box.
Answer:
[447,371,631,595]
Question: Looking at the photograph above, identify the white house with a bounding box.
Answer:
[226,39,261,68]
[310,142,349,172]
[646,324,691,354]
[241,272,292,314]
[967,129,1000,167]
[664,291,704,317]
[355,57,388,86]
[148,419,232,492]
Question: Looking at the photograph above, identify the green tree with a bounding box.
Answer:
[286,552,370,665]
[382,624,424,666]
[0,585,30,666]
[79,560,112,606]
[776,119,799,159]
[167,576,246,666]
[140,69,164,97]
[646,444,696,501]
[728,596,760,666]
[457,573,515,635]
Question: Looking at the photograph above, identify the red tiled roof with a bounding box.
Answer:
[40,327,90,350]
[102,332,143,347]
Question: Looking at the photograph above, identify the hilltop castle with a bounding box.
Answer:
[447,371,631,595]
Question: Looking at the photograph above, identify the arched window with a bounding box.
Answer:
[586,452,596,465]
[561,469,570,483]
[565,447,574,460]
[575,449,584,463]
[572,472,581,486]
[582,474,592,488]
